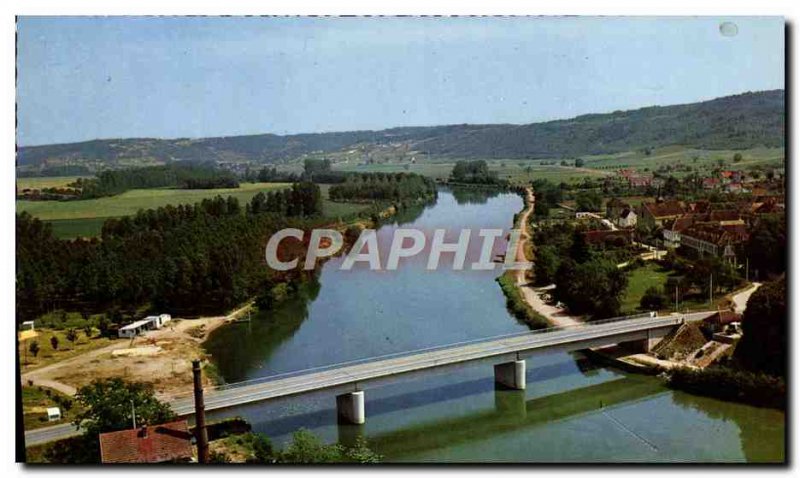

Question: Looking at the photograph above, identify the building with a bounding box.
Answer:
[99,421,194,464]
[679,223,749,262]
[46,407,61,422]
[605,198,630,221]
[639,200,685,229]
[617,208,637,228]
[117,314,172,338]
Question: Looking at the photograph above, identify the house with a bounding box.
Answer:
[605,198,630,221]
[661,216,695,248]
[702,178,720,190]
[617,208,637,228]
[581,229,634,246]
[679,223,749,262]
[99,421,194,464]
[703,310,742,333]
[639,200,685,229]
[575,211,595,219]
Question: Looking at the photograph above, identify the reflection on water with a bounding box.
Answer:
[203,188,784,463]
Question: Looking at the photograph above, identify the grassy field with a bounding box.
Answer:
[620,262,671,314]
[581,146,785,175]
[333,159,609,184]
[17,182,292,221]
[19,328,114,372]
[22,386,81,431]
[16,176,87,190]
[18,182,371,238]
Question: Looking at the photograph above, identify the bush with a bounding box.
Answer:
[640,286,666,310]
[665,366,785,409]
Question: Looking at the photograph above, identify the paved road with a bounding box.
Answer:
[25,311,716,446]
[23,422,82,447]
[732,282,763,314]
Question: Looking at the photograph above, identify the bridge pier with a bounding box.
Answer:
[336,391,365,425]
[494,360,526,390]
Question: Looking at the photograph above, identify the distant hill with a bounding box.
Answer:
[17,90,784,168]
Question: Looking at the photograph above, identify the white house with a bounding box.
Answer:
[617,209,637,228]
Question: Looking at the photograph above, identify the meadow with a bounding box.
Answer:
[333,159,610,184]
[580,146,784,175]
[17,181,372,238]
[17,176,87,190]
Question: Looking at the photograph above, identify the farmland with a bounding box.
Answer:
[16,176,87,190]
[333,159,610,184]
[17,182,373,238]
[581,146,784,176]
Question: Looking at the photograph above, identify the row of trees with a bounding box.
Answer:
[16,183,324,321]
[328,172,436,202]
[71,162,239,198]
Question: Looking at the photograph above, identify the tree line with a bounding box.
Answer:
[16,183,323,322]
[71,162,239,199]
[329,172,436,202]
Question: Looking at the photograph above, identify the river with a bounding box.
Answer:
[204,188,784,463]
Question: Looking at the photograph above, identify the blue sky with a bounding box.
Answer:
[16,16,784,146]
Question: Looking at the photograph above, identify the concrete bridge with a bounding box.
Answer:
[169,311,714,424]
[24,311,715,446]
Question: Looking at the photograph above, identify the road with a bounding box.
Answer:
[731,282,763,314]
[514,188,582,327]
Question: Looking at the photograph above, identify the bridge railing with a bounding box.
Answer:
[165,311,699,403]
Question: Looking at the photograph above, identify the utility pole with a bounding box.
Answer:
[675,285,679,313]
[131,400,137,429]
[710,272,715,304]
[192,360,209,464]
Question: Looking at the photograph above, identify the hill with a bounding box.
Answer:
[17,90,784,168]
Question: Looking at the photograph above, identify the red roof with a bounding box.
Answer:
[99,420,194,464]
[642,200,685,219]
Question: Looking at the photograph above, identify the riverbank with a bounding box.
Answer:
[500,187,582,328]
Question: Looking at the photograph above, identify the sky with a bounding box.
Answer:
[16,16,784,146]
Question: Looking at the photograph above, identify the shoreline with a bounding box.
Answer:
[500,187,583,329]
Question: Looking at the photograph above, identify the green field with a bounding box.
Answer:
[17,182,293,221]
[620,262,671,314]
[17,176,87,190]
[333,159,609,185]
[581,146,785,175]
[18,182,373,238]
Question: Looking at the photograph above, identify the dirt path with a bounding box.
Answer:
[731,282,762,314]
[513,188,582,328]
[21,302,255,398]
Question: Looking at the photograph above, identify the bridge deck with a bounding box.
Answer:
[170,312,713,415]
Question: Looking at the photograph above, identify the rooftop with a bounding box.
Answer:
[99,420,194,464]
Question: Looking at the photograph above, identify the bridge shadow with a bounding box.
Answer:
[240,356,611,440]
[366,374,667,459]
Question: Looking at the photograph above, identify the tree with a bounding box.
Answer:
[735,277,786,377]
[640,286,666,311]
[575,190,602,212]
[745,215,786,279]
[29,341,40,358]
[65,329,78,347]
[50,335,59,351]
[733,153,743,162]
[73,378,176,437]
[276,429,381,464]
[553,257,628,319]
[84,325,93,339]
[574,158,585,168]
[534,245,560,285]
